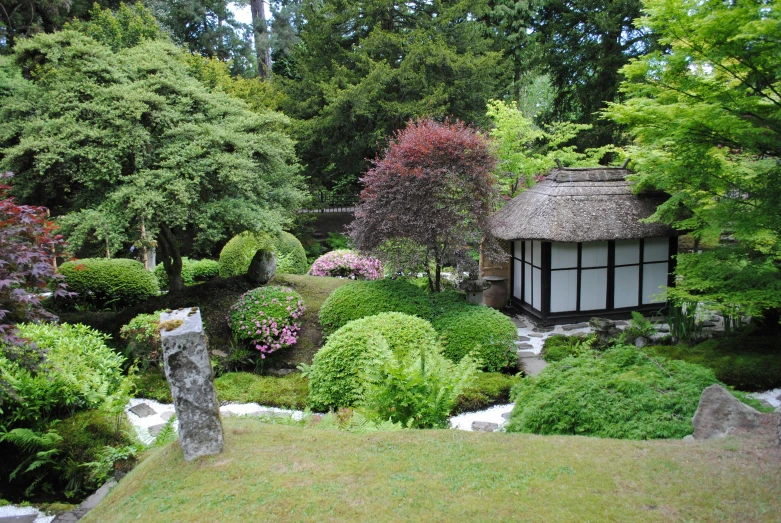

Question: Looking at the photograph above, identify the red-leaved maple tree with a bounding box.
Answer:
[0,172,72,404]
[350,119,502,292]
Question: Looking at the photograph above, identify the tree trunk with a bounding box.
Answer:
[158,224,184,291]
[250,0,271,79]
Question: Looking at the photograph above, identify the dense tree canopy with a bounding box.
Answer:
[350,119,499,292]
[606,0,781,322]
[0,31,304,289]
[279,0,506,192]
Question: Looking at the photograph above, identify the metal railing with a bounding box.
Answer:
[299,191,359,213]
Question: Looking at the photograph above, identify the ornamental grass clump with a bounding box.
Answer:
[309,249,383,280]
[227,286,305,359]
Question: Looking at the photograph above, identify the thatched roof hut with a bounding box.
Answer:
[489,167,675,242]
[485,165,678,325]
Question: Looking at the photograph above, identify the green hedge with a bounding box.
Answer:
[505,345,723,439]
[59,258,160,309]
[643,337,781,391]
[318,279,433,336]
[432,304,518,372]
[308,312,439,411]
[154,258,219,289]
[219,231,307,278]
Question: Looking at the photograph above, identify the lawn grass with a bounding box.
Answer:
[83,417,781,523]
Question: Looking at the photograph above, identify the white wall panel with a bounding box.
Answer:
[551,242,578,269]
[513,241,523,260]
[642,262,668,304]
[513,259,522,299]
[532,267,541,310]
[615,239,640,265]
[523,241,531,263]
[550,269,578,312]
[532,240,542,267]
[614,265,639,308]
[580,268,607,310]
[581,241,608,267]
[644,237,669,262]
[524,263,532,303]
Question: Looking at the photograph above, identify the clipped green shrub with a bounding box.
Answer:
[219,231,275,278]
[59,258,159,310]
[432,304,518,372]
[214,372,309,409]
[227,286,305,358]
[453,372,520,414]
[644,337,781,391]
[133,369,172,403]
[505,345,725,439]
[2,323,125,429]
[319,279,433,336]
[275,231,308,275]
[154,258,219,289]
[120,311,164,369]
[308,312,439,411]
[361,335,479,428]
[541,334,596,362]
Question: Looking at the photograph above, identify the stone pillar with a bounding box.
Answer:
[161,308,224,461]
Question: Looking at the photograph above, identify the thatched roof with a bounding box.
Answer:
[488,167,675,242]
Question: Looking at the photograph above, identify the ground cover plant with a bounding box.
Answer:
[81,416,781,523]
[506,344,745,439]
[58,259,160,311]
[309,249,383,280]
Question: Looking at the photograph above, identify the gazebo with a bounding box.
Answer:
[485,165,677,324]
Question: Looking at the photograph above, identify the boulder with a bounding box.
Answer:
[161,308,224,461]
[692,384,761,440]
[588,317,615,332]
[247,249,276,284]
[634,336,649,348]
[471,421,499,432]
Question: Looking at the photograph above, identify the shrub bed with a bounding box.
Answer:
[505,345,724,439]
[59,258,159,310]
[214,372,309,409]
[452,372,520,414]
[432,304,517,372]
[309,249,383,280]
[227,286,305,359]
[318,279,433,336]
[643,336,781,391]
[541,334,595,362]
[219,231,308,278]
[120,311,165,370]
[308,312,439,411]
[154,258,219,289]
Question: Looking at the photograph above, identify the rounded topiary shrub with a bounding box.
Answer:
[432,304,518,372]
[3,323,125,428]
[505,345,725,439]
[154,258,219,289]
[318,279,434,336]
[309,249,383,280]
[219,231,275,278]
[227,286,305,358]
[59,258,159,310]
[275,232,308,275]
[120,310,165,369]
[308,312,439,411]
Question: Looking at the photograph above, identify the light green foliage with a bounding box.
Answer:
[541,334,596,362]
[506,345,723,439]
[219,231,307,277]
[58,258,159,310]
[1,323,124,429]
[154,258,219,288]
[213,372,309,410]
[65,2,163,52]
[307,312,439,411]
[453,372,520,414]
[486,99,622,198]
[318,279,433,336]
[132,369,172,403]
[218,231,275,278]
[0,31,304,287]
[605,0,781,319]
[644,337,781,392]
[120,311,164,369]
[431,303,518,372]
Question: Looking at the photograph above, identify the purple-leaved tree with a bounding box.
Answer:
[350,119,503,292]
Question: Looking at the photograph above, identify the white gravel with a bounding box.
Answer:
[0,505,55,523]
[747,388,781,410]
[449,403,514,431]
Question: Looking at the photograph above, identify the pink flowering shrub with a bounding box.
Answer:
[227,286,305,359]
[309,249,384,280]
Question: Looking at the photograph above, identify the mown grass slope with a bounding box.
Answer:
[83,417,781,523]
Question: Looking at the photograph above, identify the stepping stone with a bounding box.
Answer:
[615,320,628,326]
[501,412,511,420]
[517,335,530,341]
[710,316,721,322]
[129,403,156,418]
[533,326,555,333]
[471,421,499,432]
[520,356,548,377]
[527,333,544,338]
[699,321,716,328]
[0,516,37,523]
[562,322,589,331]
[759,399,774,409]
[160,411,175,421]
[148,423,168,436]
[515,342,534,349]
[657,325,670,333]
